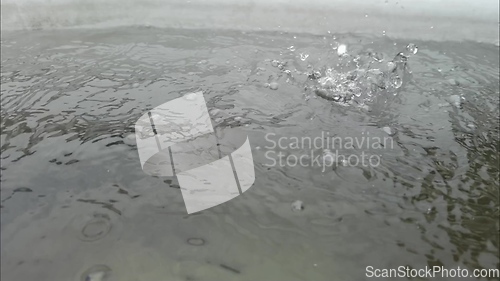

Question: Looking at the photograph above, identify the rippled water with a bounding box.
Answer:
[1,28,499,281]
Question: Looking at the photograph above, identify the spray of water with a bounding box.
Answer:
[311,43,418,104]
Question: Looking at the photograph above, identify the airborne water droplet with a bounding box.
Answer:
[337,44,347,56]
[406,43,418,55]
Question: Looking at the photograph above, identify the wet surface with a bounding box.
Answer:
[1,27,499,280]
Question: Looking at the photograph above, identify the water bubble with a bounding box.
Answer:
[80,265,111,281]
[300,53,309,61]
[269,82,279,90]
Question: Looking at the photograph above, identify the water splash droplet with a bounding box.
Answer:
[406,43,418,55]
[337,44,347,56]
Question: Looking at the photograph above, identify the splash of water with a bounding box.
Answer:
[311,43,418,104]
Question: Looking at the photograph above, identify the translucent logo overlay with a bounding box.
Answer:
[135,92,255,214]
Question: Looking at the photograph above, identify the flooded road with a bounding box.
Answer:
[1,28,499,280]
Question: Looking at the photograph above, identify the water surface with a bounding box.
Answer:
[1,28,499,281]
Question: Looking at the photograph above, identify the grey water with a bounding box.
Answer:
[1,27,499,281]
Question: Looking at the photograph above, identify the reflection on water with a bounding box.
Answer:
[1,28,498,281]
